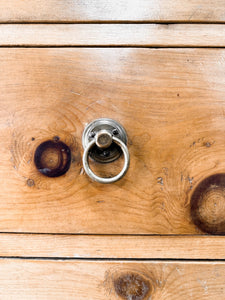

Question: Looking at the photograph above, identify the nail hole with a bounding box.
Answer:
[53,136,60,142]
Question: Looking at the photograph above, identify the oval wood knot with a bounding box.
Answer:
[114,273,151,300]
[34,139,71,177]
[190,173,225,235]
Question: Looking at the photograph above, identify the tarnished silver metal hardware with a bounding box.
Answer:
[82,118,130,183]
[95,130,113,149]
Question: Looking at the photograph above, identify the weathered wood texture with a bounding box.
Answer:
[2,24,225,47]
[0,234,225,259]
[0,0,225,23]
[0,259,224,299]
[1,48,225,234]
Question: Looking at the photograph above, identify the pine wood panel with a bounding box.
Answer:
[1,48,225,234]
[0,259,224,299]
[2,24,225,47]
[0,0,225,23]
[0,234,225,259]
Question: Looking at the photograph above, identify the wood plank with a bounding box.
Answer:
[1,48,225,234]
[0,259,224,299]
[2,24,225,46]
[1,234,225,259]
[0,0,225,23]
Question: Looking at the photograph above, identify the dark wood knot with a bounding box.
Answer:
[190,173,225,234]
[34,140,71,177]
[114,273,151,300]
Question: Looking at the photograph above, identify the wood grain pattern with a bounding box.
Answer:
[0,259,224,299]
[0,234,225,259]
[1,48,225,234]
[2,24,225,46]
[0,0,225,23]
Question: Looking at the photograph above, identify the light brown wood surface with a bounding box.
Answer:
[0,234,225,259]
[1,48,225,234]
[1,3,224,299]
[0,0,225,23]
[2,24,225,47]
[0,259,224,299]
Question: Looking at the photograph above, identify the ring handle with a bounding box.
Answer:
[83,135,130,184]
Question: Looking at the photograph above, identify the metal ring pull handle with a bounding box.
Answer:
[82,118,130,184]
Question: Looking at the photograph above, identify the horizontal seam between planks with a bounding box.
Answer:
[0,232,218,237]
[0,257,225,262]
[0,21,225,25]
[1,46,225,48]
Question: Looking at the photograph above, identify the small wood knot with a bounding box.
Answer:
[114,273,151,300]
[27,179,35,187]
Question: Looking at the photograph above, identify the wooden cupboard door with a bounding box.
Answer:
[1,48,225,234]
[0,259,225,299]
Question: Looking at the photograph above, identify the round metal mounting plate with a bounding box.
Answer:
[82,118,127,163]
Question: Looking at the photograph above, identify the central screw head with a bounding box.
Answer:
[95,130,112,149]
